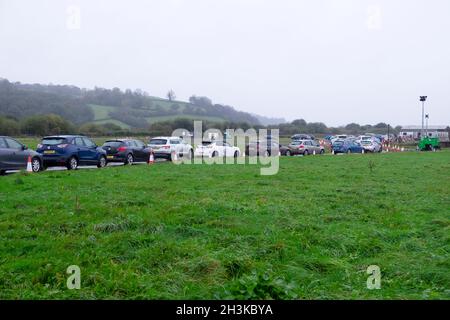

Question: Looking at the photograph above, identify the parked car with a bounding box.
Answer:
[331,135,348,143]
[36,135,107,170]
[0,136,43,174]
[331,139,365,154]
[360,140,382,153]
[194,141,240,158]
[102,139,153,165]
[148,136,193,160]
[284,140,324,156]
[245,140,281,156]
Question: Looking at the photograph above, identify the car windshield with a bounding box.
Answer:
[103,141,123,147]
[41,137,67,145]
[290,141,302,145]
[333,141,344,146]
[150,139,167,145]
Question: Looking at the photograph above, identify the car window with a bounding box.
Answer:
[126,141,137,147]
[5,138,22,149]
[170,139,180,144]
[224,142,231,147]
[0,138,8,148]
[41,137,68,145]
[150,139,167,145]
[215,141,224,147]
[103,141,123,148]
[135,140,145,148]
[82,138,96,148]
[74,137,85,146]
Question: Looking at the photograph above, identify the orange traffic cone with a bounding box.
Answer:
[148,152,154,165]
[26,156,33,172]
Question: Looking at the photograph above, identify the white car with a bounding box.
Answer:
[194,141,240,158]
[148,136,193,160]
[331,135,348,143]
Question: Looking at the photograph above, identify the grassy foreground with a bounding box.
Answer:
[0,152,449,299]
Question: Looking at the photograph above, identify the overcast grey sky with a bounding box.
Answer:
[0,0,449,126]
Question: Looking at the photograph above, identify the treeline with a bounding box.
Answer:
[269,119,401,136]
[0,80,94,124]
[0,113,400,137]
[0,115,130,137]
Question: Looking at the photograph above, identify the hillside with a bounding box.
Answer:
[0,79,261,129]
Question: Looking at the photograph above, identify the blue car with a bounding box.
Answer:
[36,135,107,170]
[332,140,365,154]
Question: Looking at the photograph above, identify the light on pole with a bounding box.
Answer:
[420,96,427,139]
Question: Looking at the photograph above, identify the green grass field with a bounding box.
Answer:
[0,152,449,299]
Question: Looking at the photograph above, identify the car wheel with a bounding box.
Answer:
[263,150,270,157]
[189,149,194,160]
[320,149,325,155]
[347,150,351,154]
[234,151,239,158]
[31,157,41,173]
[125,153,134,165]
[286,150,291,156]
[361,149,365,154]
[97,156,107,168]
[212,151,218,158]
[67,156,78,170]
[304,150,309,156]
[0,170,5,176]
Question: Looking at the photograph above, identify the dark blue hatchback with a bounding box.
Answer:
[36,135,107,170]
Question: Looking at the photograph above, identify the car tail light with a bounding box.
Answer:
[162,145,170,149]
[299,145,304,149]
[117,147,127,152]
[57,144,68,148]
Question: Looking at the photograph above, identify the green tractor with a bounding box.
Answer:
[418,136,441,151]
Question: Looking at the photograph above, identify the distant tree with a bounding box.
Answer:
[167,90,176,101]
[79,123,107,136]
[21,114,74,136]
[345,123,361,134]
[0,116,20,135]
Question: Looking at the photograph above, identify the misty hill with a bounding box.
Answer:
[252,113,286,126]
[0,79,261,129]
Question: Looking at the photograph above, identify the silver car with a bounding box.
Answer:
[148,136,193,161]
[360,140,382,153]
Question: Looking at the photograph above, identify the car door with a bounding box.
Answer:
[0,137,14,170]
[132,140,146,161]
[82,138,99,163]
[4,137,27,169]
[73,137,88,163]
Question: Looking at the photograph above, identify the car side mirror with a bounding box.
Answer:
[22,145,28,150]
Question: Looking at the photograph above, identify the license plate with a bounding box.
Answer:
[44,150,55,154]
[153,146,160,150]
[107,156,114,159]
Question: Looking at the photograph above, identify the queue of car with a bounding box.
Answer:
[1,132,386,175]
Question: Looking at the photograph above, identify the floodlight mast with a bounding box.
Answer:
[420,96,427,138]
